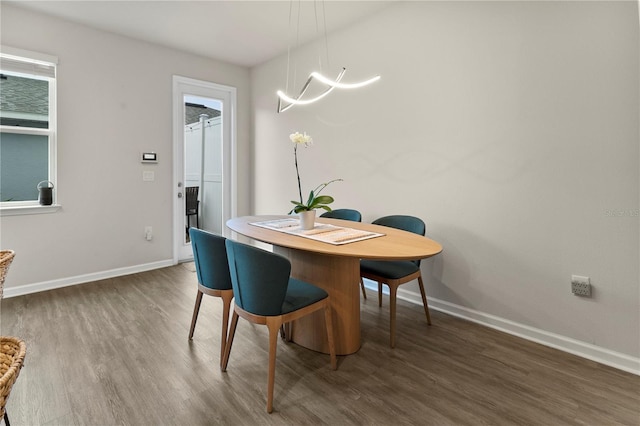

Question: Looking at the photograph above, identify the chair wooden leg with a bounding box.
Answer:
[188,290,204,340]
[323,303,337,370]
[279,322,293,341]
[378,282,383,307]
[4,410,10,426]
[219,292,234,366]
[417,276,432,326]
[286,322,293,342]
[359,278,367,299]
[221,311,239,372]
[266,320,281,414]
[389,284,398,348]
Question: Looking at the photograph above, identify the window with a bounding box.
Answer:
[0,46,58,214]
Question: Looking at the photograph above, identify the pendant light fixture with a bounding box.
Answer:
[276,0,380,113]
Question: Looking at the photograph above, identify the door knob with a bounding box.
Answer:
[178,192,183,198]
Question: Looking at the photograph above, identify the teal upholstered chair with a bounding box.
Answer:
[188,228,234,367]
[360,215,432,348]
[320,209,367,298]
[222,240,337,413]
[320,208,362,222]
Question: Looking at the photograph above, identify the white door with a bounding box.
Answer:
[173,76,236,263]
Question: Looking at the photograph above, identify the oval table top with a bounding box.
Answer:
[227,215,443,261]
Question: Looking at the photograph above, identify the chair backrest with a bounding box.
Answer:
[320,209,362,222]
[185,186,199,212]
[225,240,290,316]
[0,336,26,416]
[189,228,232,291]
[0,250,15,299]
[372,215,426,266]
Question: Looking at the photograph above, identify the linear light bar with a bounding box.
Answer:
[277,68,347,113]
[310,71,380,89]
[276,67,379,112]
[277,87,335,105]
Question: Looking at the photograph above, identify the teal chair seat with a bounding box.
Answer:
[282,278,329,314]
[222,240,337,413]
[360,259,419,280]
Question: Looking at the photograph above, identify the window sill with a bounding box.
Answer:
[0,204,62,217]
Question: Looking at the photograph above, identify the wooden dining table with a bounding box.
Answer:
[226,215,443,355]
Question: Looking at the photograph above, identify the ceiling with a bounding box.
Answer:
[7,0,396,68]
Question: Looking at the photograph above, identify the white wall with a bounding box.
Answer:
[251,1,639,367]
[0,5,251,289]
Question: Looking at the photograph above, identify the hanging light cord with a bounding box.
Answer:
[276,0,380,113]
[321,0,330,71]
[284,1,293,95]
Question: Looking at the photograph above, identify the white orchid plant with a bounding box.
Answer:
[289,131,342,214]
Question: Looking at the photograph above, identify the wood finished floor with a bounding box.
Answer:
[1,263,638,425]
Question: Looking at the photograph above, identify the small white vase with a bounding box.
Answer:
[299,210,316,230]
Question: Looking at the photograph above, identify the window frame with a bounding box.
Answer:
[0,46,59,216]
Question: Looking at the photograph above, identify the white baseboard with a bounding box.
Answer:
[362,280,640,376]
[3,259,175,299]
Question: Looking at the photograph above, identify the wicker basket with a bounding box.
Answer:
[0,250,16,300]
[0,336,26,418]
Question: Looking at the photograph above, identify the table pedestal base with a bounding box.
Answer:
[274,247,361,355]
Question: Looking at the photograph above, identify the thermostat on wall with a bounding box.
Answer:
[141,152,157,163]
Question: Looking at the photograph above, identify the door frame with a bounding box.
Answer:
[172,75,237,263]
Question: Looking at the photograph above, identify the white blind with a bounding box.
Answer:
[0,46,57,79]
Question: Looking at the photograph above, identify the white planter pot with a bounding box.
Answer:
[299,210,316,230]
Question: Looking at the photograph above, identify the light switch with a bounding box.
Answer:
[142,171,155,181]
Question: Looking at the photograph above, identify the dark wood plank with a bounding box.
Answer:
[1,264,638,425]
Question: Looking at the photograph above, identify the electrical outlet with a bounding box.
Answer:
[571,275,591,297]
[145,226,153,241]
